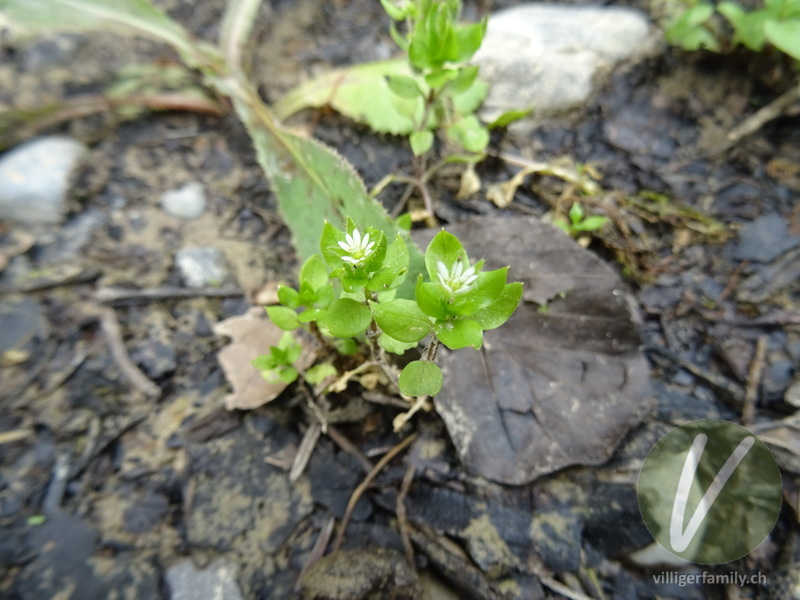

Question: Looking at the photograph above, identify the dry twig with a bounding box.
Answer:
[99,307,161,398]
[743,336,768,425]
[332,433,417,552]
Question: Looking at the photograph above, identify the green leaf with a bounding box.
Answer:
[424,68,458,89]
[277,284,300,308]
[435,317,483,350]
[410,130,434,156]
[472,282,523,330]
[569,202,585,224]
[719,3,767,51]
[454,18,487,62]
[666,3,720,51]
[396,213,412,231]
[449,266,508,316]
[379,0,407,20]
[378,333,417,354]
[488,106,534,129]
[220,0,262,71]
[0,0,201,67]
[220,77,424,299]
[320,298,371,337]
[387,74,424,99]
[273,59,484,136]
[764,18,800,60]
[278,365,299,384]
[446,115,489,153]
[446,65,479,94]
[333,338,360,355]
[298,307,325,323]
[399,360,443,396]
[572,215,608,232]
[389,20,409,51]
[299,254,329,291]
[304,363,337,385]
[252,353,278,370]
[369,299,432,342]
[266,305,300,330]
[424,230,467,281]
[367,235,409,292]
[415,278,449,320]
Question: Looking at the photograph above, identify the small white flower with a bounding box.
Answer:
[436,259,478,296]
[338,228,376,266]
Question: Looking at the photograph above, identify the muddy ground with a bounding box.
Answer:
[1,0,799,599]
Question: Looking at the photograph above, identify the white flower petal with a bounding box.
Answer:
[436,261,449,281]
[352,229,362,247]
[361,232,370,247]
[338,240,352,251]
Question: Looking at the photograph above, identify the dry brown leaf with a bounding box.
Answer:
[214,307,316,410]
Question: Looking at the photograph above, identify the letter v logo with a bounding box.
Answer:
[669,433,755,552]
[638,420,782,564]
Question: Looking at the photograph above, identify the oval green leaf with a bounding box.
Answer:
[435,318,483,350]
[399,360,443,396]
[266,306,300,331]
[320,298,371,338]
[370,298,432,342]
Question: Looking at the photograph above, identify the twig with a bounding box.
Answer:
[0,268,100,294]
[294,515,336,592]
[710,83,800,157]
[540,575,597,600]
[715,261,749,305]
[99,307,161,398]
[69,412,148,478]
[42,454,71,514]
[742,336,768,426]
[392,394,431,432]
[332,433,417,552]
[396,463,417,568]
[408,523,501,599]
[645,344,745,405]
[290,422,322,482]
[327,426,373,473]
[0,429,33,444]
[96,286,243,305]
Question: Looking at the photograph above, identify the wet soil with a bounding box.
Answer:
[1,0,800,599]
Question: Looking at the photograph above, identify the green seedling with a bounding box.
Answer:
[554,202,608,238]
[381,0,490,157]
[664,0,800,60]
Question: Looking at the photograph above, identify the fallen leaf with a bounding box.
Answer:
[413,217,652,485]
[214,307,316,410]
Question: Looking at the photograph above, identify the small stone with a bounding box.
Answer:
[175,246,235,289]
[764,358,795,402]
[166,558,243,600]
[473,4,652,123]
[161,182,206,220]
[0,297,47,356]
[785,378,800,408]
[0,136,88,224]
[35,209,106,263]
[733,214,800,263]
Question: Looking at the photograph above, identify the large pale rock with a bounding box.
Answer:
[474,4,654,122]
[0,136,88,224]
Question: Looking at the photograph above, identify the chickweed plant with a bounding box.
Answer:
[380,0,490,158]
[254,219,522,429]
